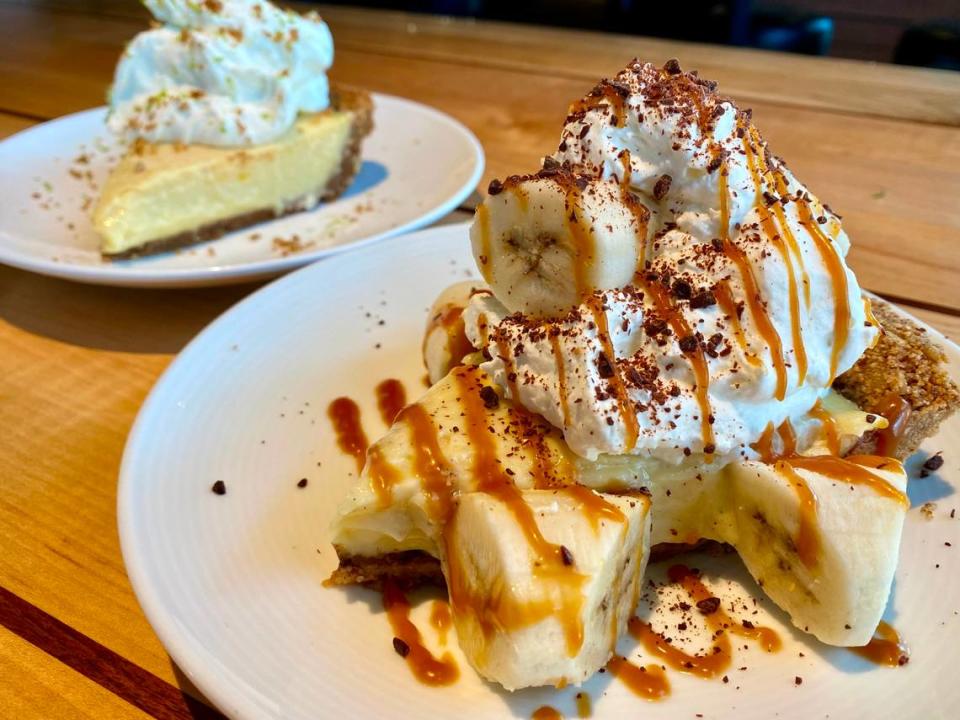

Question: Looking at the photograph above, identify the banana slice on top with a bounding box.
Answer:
[471,170,650,317]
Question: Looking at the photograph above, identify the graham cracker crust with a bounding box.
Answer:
[104,86,374,260]
[835,297,960,459]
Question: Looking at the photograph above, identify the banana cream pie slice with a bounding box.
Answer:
[95,0,372,258]
[329,59,959,691]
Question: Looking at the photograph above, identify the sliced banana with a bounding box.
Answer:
[443,488,651,690]
[422,281,490,384]
[471,173,650,316]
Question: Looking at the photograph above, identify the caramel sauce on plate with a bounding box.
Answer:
[606,656,670,700]
[383,580,459,686]
[429,599,453,646]
[574,690,592,717]
[327,397,368,472]
[531,706,563,720]
[850,621,909,667]
[629,565,781,679]
[375,378,407,426]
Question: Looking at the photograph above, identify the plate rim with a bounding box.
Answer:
[117,222,960,718]
[0,94,484,288]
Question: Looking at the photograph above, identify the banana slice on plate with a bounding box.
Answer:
[443,488,652,690]
[471,171,650,316]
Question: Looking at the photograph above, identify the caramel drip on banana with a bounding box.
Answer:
[714,280,762,367]
[773,460,821,568]
[584,296,640,452]
[399,403,456,523]
[718,168,788,400]
[366,443,403,509]
[606,656,670,700]
[789,455,908,505]
[327,397,369,473]
[383,580,459,686]
[874,392,912,457]
[450,367,587,655]
[808,399,841,455]
[789,184,850,383]
[742,131,808,386]
[423,303,474,374]
[642,280,716,457]
[375,378,407,427]
[628,564,780,679]
[565,185,598,303]
[850,621,910,667]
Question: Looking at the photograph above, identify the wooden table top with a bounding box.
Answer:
[1,2,958,717]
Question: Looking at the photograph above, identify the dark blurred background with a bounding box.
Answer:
[321,0,960,68]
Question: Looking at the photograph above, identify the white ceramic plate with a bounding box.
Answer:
[119,224,960,719]
[0,94,482,287]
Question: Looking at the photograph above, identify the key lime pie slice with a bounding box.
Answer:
[328,60,959,691]
[94,0,373,258]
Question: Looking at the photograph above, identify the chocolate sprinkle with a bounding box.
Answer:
[392,637,410,657]
[560,545,575,566]
[479,385,500,409]
[211,480,226,495]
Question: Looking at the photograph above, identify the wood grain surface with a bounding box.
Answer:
[0,1,957,718]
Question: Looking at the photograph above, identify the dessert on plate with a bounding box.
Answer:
[328,59,959,691]
[94,0,373,258]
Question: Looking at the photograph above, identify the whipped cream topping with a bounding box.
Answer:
[466,60,878,462]
[108,0,334,146]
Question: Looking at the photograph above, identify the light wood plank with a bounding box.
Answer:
[0,628,150,720]
[0,112,35,139]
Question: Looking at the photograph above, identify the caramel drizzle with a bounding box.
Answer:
[628,564,780,679]
[788,455,908,505]
[714,280,762,367]
[751,128,811,307]
[451,368,587,655]
[375,379,407,426]
[512,183,530,212]
[791,189,850,382]
[327,397,368,473]
[574,690,592,717]
[642,281,715,457]
[531,707,563,720]
[568,81,628,128]
[808,399,840,455]
[495,333,521,400]
[584,296,640,451]
[423,304,474,372]
[565,185,597,303]
[474,203,492,282]
[773,460,820,568]
[743,130,807,386]
[429,599,453,646]
[850,621,909,667]
[563,483,627,533]
[382,580,459,686]
[399,403,455,523]
[617,148,632,188]
[606,656,670,701]
[549,331,572,428]
[874,393,912,458]
[718,169,788,400]
[366,443,403,509]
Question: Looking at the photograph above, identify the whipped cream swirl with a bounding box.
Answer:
[107,0,334,146]
[466,60,878,462]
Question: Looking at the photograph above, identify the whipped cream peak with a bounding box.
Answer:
[468,59,878,461]
[108,0,334,146]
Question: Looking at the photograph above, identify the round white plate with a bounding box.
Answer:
[0,94,482,287]
[119,224,960,719]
